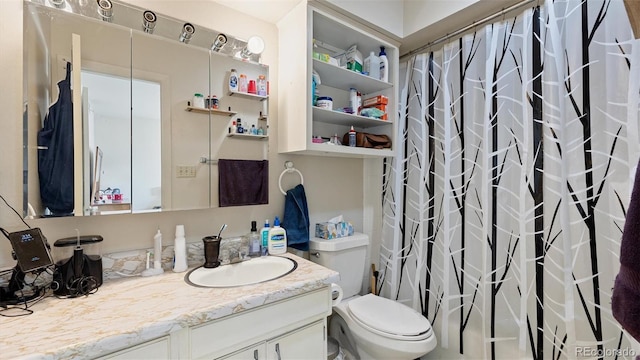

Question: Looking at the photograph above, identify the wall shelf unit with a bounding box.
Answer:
[277,2,398,158]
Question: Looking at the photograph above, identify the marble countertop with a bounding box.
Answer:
[0,253,339,360]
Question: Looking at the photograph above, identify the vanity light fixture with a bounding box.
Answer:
[211,33,227,52]
[179,23,195,43]
[240,35,265,59]
[142,10,157,34]
[96,0,113,22]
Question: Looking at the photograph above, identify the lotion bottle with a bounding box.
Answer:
[268,216,287,255]
[379,46,389,83]
[173,225,188,272]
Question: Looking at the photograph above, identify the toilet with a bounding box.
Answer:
[309,233,437,360]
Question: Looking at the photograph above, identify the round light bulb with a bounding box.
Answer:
[246,36,265,55]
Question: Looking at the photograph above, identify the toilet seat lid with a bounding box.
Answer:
[347,294,432,337]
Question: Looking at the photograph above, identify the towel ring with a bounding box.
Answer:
[278,161,303,195]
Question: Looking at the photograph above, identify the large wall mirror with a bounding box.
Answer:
[23,0,270,218]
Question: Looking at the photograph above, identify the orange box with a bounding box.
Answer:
[363,95,389,107]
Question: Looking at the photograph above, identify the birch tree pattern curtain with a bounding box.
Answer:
[380,1,639,358]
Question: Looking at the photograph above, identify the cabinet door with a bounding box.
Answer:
[217,342,265,360]
[266,321,325,360]
[99,336,170,359]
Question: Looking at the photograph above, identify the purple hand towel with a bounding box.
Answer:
[218,159,268,207]
[612,162,640,341]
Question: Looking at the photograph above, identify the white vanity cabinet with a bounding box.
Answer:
[97,336,170,359]
[218,321,325,360]
[277,2,399,158]
[191,288,330,359]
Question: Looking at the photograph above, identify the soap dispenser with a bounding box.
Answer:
[268,216,287,255]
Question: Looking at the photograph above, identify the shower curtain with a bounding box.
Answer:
[380,1,639,359]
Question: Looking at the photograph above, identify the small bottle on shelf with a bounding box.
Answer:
[239,74,248,93]
[257,75,267,96]
[229,120,237,134]
[257,126,264,135]
[236,118,244,134]
[229,69,238,92]
[349,126,356,147]
[250,124,257,135]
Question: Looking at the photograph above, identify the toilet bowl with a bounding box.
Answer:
[330,295,436,359]
[309,233,437,360]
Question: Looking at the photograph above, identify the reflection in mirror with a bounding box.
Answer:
[23,0,270,219]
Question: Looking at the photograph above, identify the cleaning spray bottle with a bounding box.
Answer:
[267,216,287,255]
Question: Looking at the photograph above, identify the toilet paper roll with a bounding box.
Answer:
[331,283,343,306]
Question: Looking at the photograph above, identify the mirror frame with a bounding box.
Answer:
[23,0,269,218]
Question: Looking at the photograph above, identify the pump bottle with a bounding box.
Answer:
[349,126,357,147]
[268,216,287,255]
[248,221,262,257]
[260,219,270,256]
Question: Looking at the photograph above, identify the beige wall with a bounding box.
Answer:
[0,0,369,268]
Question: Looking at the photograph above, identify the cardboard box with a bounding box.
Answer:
[363,95,389,107]
[315,221,354,239]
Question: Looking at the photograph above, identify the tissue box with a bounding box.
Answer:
[315,221,354,239]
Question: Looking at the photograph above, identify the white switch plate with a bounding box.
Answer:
[176,165,197,178]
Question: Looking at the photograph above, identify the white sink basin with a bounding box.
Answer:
[185,256,297,288]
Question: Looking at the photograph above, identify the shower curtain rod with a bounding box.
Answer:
[400,0,537,60]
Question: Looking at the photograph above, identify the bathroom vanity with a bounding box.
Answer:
[0,253,338,359]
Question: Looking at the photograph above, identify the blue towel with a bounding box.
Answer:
[282,184,309,251]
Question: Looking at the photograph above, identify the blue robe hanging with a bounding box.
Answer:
[37,62,74,215]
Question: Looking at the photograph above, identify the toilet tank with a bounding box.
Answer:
[309,233,369,298]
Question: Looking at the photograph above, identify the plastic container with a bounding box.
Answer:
[229,69,238,92]
[364,51,380,80]
[379,46,389,82]
[236,118,244,133]
[239,74,248,92]
[248,221,262,257]
[257,75,267,96]
[172,225,188,273]
[193,93,205,108]
[349,126,356,147]
[268,216,287,255]
[316,96,333,110]
[260,219,270,256]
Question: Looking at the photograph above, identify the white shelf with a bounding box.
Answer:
[313,59,392,94]
[303,142,393,158]
[186,106,236,117]
[226,133,268,140]
[227,91,268,101]
[312,106,391,128]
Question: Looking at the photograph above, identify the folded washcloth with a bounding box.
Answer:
[612,162,640,341]
[282,184,309,251]
[218,159,268,207]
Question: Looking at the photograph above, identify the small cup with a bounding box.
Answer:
[202,235,221,268]
[247,80,257,94]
